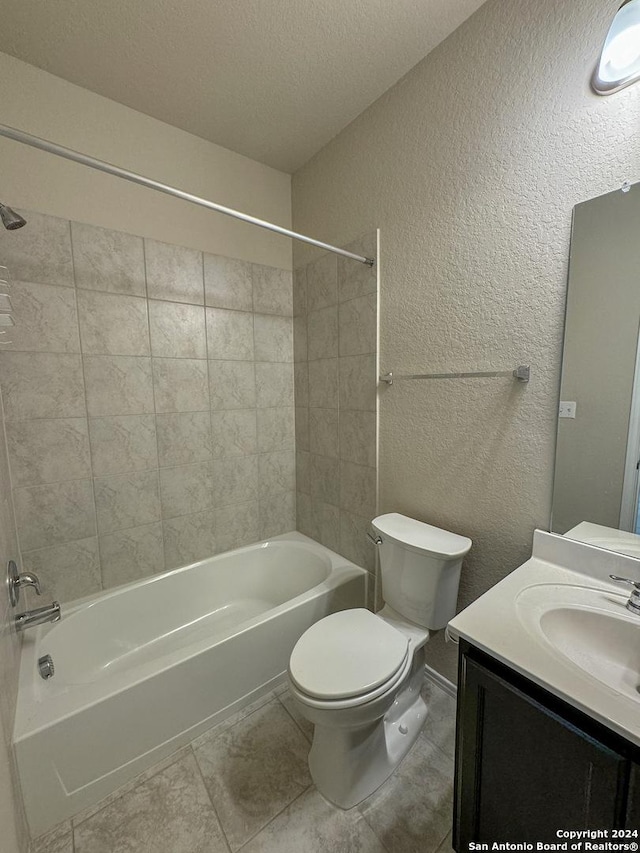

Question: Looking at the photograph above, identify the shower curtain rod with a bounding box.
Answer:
[0,123,375,267]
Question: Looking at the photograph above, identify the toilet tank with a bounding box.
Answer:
[371,513,472,630]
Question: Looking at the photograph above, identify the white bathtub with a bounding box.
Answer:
[14,532,367,837]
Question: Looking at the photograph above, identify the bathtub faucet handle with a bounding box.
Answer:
[17,571,42,595]
[7,561,41,608]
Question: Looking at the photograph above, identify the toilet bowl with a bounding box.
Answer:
[288,513,472,809]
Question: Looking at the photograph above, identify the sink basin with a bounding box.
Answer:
[516,584,640,703]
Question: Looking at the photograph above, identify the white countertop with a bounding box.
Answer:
[564,521,640,559]
[448,530,640,748]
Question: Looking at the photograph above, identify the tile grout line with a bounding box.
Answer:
[274,691,312,744]
[252,264,262,539]
[435,829,454,853]
[190,743,234,853]
[11,452,270,495]
[3,349,296,365]
[147,238,171,576]
[294,261,308,535]
[357,747,453,853]
[297,278,310,535]
[199,252,220,562]
[235,784,314,853]
[188,689,299,853]
[69,220,104,593]
[0,377,25,572]
[419,729,456,766]
[3,407,204,423]
[333,264,342,551]
[61,280,289,312]
[423,819,453,853]
[254,316,263,538]
[20,523,152,564]
[0,270,36,578]
[358,809,396,853]
[373,231,381,607]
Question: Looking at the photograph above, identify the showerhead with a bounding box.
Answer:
[0,204,26,230]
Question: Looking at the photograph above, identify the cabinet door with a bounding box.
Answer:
[626,763,640,829]
[455,655,628,846]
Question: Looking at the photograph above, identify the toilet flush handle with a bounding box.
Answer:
[366,530,382,546]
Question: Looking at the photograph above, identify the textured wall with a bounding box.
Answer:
[294,233,379,606]
[0,210,295,603]
[292,0,640,680]
[554,184,640,533]
[0,0,486,171]
[0,52,292,270]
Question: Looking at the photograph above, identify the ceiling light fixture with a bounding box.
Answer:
[592,0,640,94]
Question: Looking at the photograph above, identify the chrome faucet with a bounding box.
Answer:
[609,575,640,615]
[14,571,41,595]
[7,560,40,606]
[15,602,61,632]
[7,562,62,631]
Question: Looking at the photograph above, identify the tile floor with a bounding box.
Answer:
[31,680,457,853]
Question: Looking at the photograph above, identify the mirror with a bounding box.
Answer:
[552,180,640,555]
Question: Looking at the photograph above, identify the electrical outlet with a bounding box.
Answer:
[559,401,577,419]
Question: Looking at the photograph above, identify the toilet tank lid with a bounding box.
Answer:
[371,513,472,558]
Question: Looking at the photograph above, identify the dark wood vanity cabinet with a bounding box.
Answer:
[454,642,640,847]
[627,764,640,829]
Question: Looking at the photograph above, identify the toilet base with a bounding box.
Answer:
[307,654,427,809]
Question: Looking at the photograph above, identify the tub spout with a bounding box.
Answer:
[15,602,61,633]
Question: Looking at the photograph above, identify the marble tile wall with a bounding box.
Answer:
[0,211,295,603]
[0,382,29,852]
[294,232,379,601]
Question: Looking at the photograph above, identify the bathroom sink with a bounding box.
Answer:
[515,584,640,703]
[448,531,640,748]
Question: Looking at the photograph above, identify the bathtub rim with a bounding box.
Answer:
[14,531,369,742]
[45,530,335,619]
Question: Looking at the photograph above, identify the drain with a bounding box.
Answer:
[38,654,54,680]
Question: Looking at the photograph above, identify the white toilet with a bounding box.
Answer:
[288,512,472,809]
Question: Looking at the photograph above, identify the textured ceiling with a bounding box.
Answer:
[0,0,485,172]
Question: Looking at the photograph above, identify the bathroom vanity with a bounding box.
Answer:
[448,531,640,844]
[455,640,640,842]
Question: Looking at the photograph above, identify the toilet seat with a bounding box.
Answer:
[289,608,409,703]
[289,649,413,711]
